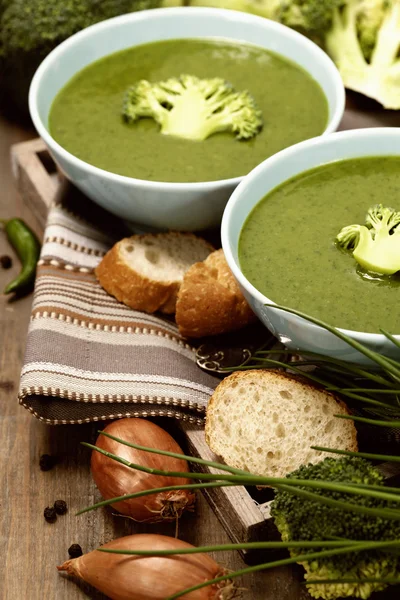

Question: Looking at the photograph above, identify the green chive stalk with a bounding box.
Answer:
[81,439,400,510]
[311,446,400,463]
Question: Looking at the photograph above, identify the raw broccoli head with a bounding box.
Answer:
[325,0,400,109]
[271,457,400,600]
[0,0,160,119]
[280,0,343,35]
[183,1,341,36]
[0,1,157,56]
[183,1,400,107]
[123,75,263,141]
[336,203,400,275]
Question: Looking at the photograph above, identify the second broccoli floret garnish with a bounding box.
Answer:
[122,74,263,141]
[336,203,400,275]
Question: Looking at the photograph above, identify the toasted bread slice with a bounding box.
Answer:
[205,370,358,478]
[175,249,257,338]
[95,233,214,314]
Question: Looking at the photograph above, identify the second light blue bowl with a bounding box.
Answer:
[222,128,400,364]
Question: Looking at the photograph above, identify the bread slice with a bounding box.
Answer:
[95,233,214,314]
[205,370,358,478]
[175,249,257,338]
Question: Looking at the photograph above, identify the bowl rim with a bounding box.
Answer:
[28,6,345,191]
[221,126,400,344]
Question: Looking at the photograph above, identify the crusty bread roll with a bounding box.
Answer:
[175,249,257,338]
[205,370,358,478]
[95,233,214,314]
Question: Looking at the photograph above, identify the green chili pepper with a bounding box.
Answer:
[0,218,41,295]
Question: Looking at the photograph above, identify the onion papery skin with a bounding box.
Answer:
[57,534,236,600]
[91,419,195,522]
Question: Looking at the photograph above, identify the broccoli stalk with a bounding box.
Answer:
[336,203,400,275]
[271,457,400,600]
[357,0,390,61]
[326,0,400,109]
[123,75,263,141]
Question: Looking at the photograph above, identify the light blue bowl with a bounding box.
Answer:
[221,128,400,364]
[29,7,344,231]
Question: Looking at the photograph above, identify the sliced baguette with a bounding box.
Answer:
[205,370,358,478]
[95,233,214,314]
[175,249,257,338]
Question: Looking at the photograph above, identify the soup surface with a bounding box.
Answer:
[239,157,400,333]
[49,38,328,183]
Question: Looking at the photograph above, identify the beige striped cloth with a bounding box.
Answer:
[18,190,220,425]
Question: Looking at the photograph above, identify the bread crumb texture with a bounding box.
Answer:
[95,232,213,314]
[205,370,358,478]
[176,249,256,337]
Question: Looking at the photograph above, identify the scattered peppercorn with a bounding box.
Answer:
[44,506,57,523]
[68,544,83,558]
[0,255,12,269]
[54,499,68,515]
[39,454,56,471]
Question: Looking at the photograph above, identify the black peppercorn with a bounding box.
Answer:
[0,255,12,269]
[68,544,83,558]
[54,499,68,515]
[39,454,56,471]
[44,506,57,523]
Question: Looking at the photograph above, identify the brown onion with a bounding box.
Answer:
[91,418,195,522]
[57,533,237,600]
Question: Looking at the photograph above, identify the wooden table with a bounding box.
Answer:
[1,99,399,600]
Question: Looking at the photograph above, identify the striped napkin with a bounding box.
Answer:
[18,187,400,452]
[18,186,220,425]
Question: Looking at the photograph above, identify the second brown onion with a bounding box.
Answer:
[90,418,196,522]
[57,533,237,599]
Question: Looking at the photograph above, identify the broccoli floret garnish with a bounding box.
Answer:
[336,203,400,275]
[122,75,263,141]
[271,457,400,600]
[326,0,400,109]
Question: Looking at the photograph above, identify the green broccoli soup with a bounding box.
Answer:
[49,38,328,183]
[239,156,400,334]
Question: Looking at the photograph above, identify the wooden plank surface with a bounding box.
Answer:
[0,116,307,600]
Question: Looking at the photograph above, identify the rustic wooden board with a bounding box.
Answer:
[180,424,282,564]
[10,137,60,229]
